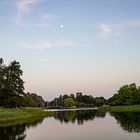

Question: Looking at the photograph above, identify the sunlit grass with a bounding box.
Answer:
[0,107,53,122]
[99,105,140,112]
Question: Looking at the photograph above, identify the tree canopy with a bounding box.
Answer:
[0,58,45,108]
[108,83,140,106]
[0,58,25,107]
[48,93,106,108]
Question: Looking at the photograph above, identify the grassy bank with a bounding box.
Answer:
[99,105,140,112]
[0,107,53,123]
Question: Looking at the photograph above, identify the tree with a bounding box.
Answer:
[95,97,105,106]
[4,60,24,96]
[76,92,83,102]
[64,98,76,108]
[0,58,47,108]
[0,60,25,107]
[63,94,69,99]
[24,92,45,107]
[108,83,140,106]
[49,93,96,108]
[70,94,75,100]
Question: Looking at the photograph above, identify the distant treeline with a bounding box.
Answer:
[48,93,106,108]
[48,83,140,108]
[1,58,140,108]
[0,58,45,108]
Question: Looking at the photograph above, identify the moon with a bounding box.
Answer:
[60,25,64,28]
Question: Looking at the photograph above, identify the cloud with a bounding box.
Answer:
[98,20,140,38]
[14,0,48,26]
[99,24,112,34]
[20,40,74,50]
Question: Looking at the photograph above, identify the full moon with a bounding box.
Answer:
[60,25,64,28]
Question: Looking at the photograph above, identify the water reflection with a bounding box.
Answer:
[0,118,44,140]
[1,110,140,140]
[53,110,106,124]
[110,112,140,133]
[53,110,140,133]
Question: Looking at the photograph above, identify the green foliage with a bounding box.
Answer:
[0,107,53,122]
[0,58,25,108]
[64,98,76,108]
[4,61,24,96]
[99,105,140,112]
[76,93,96,107]
[24,92,45,107]
[108,83,140,106]
[0,58,45,108]
[49,92,104,108]
[95,97,106,106]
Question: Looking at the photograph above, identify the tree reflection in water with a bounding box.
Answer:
[53,110,106,125]
[1,110,140,140]
[0,118,44,140]
[53,110,140,133]
[110,112,140,133]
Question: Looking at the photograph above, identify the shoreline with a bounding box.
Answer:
[99,105,140,112]
[1,105,140,126]
[45,107,98,112]
[0,107,53,123]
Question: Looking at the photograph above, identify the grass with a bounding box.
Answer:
[0,107,53,123]
[0,116,45,127]
[2,105,140,126]
[99,105,140,112]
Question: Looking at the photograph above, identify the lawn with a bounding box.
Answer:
[0,107,53,122]
[99,105,140,112]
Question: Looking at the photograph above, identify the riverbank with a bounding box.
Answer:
[0,107,53,123]
[1,105,140,124]
[99,105,140,112]
[46,107,98,112]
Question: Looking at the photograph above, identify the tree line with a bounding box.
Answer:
[1,58,140,108]
[48,93,106,108]
[0,58,45,108]
[48,84,140,108]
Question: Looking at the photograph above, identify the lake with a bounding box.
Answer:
[1,109,140,140]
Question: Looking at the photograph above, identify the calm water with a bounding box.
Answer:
[1,110,140,140]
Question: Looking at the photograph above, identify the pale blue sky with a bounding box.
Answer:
[1,0,140,100]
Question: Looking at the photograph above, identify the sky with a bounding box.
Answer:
[1,0,140,100]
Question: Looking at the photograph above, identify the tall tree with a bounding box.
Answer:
[0,60,25,107]
[4,60,24,96]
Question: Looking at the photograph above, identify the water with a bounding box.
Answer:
[1,110,140,140]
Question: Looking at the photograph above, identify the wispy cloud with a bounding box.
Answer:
[98,20,140,38]
[15,0,40,25]
[14,0,52,27]
[99,24,111,34]
[20,40,74,50]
